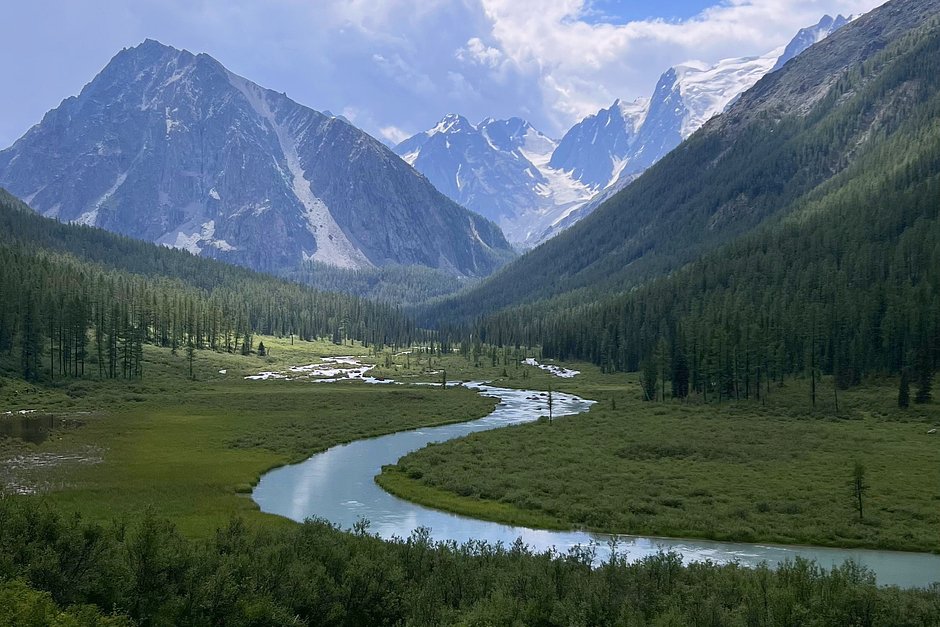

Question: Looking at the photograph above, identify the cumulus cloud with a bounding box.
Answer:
[372,52,437,96]
[0,0,889,148]
[478,0,886,131]
[457,37,504,68]
[379,125,412,144]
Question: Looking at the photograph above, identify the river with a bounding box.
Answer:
[252,378,940,588]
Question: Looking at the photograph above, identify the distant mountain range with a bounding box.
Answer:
[396,15,850,248]
[0,40,514,276]
[0,16,851,279]
[395,115,592,246]
[423,1,932,322]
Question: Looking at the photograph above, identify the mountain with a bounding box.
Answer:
[537,15,853,241]
[547,98,649,191]
[0,40,513,276]
[394,115,593,246]
[422,0,938,323]
[771,14,851,71]
[398,16,850,248]
[558,14,852,189]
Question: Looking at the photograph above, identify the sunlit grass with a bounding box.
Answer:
[0,337,496,536]
[377,352,940,552]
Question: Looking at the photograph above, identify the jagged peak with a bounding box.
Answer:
[104,39,198,79]
[120,38,191,60]
[614,97,650,117]
[479,116,537,135]
[135,38,176,52]
[430,113,474,135]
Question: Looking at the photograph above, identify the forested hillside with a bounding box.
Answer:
[284,261,466,304]
[428,1,940,401]
[425,0,940,321]
[0,190,420,381]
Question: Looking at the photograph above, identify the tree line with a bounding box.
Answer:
[0,193,424,381]
[1,498,937,626]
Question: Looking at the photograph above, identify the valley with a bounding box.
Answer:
[378,359,939,555]
[0,336,498,535]
[1,0,939,623]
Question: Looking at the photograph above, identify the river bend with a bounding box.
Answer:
[252,381,940,588]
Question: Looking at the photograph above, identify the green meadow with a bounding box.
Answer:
[3,339,938,552]
[0,337,496,536]
[376,351,940,553]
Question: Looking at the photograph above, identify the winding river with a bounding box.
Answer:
[252,378,940,588]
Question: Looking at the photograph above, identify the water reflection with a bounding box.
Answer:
[0,413,85,445]
[253,383,940,588]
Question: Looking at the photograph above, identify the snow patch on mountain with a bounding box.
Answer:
[672,48,783,136]
[399,149,420,166]
[159,219,237,255]
[226,71,372,270]
[76,172,128,226]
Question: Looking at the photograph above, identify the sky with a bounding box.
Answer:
[0,0,886,148]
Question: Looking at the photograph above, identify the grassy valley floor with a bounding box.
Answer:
[375,352,940,553]
[0,337,497,536]
[3,340,938,550]
[1,342,939,624]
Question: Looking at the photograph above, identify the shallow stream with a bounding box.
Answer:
[252,375,940,588]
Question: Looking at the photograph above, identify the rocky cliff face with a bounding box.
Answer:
[0,40,513,275]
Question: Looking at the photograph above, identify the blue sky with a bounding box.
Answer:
[582,0,720,23]
[0,0,885,148]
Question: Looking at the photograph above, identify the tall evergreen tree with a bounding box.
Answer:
[898,368,911,408]
[641,360,658,402]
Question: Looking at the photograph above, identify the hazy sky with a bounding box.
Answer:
[1,0,886,148]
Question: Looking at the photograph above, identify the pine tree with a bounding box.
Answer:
[914,346,933,404]
[914,368,933,404]
[671,350,690,399]
[187,339,196,380]
[898,369,911,408]
[641,359,657,402]
[20,294,42,381]
[852,462,868,521]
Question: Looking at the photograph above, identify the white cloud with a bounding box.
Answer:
[458,37,504,68]
[371,52,436,96]
[478,0,886,131]
[447,71,482,101]
[379,125,411,144]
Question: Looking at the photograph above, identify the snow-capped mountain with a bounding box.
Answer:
[0,40,513,275]
[772,14,851,71]
[394,115,594,246]
[399,15,850,248]
[548,98,649,191]
[532,48,790,244]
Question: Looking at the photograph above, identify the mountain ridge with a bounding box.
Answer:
[0,39,514,276]
[420,0,939,323]
[398,15,851,248]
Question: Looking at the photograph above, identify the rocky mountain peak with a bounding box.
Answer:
[0,41,513,276]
